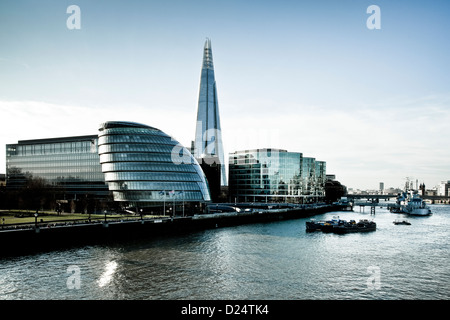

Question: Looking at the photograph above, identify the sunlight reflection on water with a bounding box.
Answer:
[97,261,118,288]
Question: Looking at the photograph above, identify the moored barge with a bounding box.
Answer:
[306,217,376,234]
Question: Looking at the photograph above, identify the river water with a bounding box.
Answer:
[1,204,449,300]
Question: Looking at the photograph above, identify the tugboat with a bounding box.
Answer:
[331,219,376,234]
[393,219,411,225]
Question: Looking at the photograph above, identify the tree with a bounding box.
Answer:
[5,168,53,211]
[324,180,347,203]
[20,176,53,212]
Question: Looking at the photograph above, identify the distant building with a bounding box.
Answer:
[419,183,426,196]
[384,187,403,195]
[379,182,384,194]
[437,180,450,197]
[228,148,326,203]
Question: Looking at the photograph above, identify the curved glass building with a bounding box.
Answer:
[98,121,211,207]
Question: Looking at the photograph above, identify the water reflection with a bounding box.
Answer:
[97,261,118,288]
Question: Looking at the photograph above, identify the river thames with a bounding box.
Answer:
[1,204,449,300]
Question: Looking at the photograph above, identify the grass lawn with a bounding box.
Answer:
[0,210,144,226]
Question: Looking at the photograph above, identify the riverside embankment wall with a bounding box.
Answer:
[1,204,343,256]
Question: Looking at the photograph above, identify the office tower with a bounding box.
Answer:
[229,149,326,203]
[193,39,227,198]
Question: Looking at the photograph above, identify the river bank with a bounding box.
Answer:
[0,203,344,257]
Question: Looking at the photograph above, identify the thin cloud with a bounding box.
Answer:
[0,57,30,70]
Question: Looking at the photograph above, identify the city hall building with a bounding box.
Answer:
[6,121,211,213]
[228,149,326,203]
[97,121,211,205]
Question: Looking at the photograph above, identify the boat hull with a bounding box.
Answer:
[332,224,376,234]
[305,216,342,232]
[393,220,411,225]
[392,191,432,216]
[305,221,323,231]
[407,208,432,216]
[306,219,376,234]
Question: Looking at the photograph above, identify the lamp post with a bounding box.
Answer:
[34,212,38,228]
[182,190,185,217]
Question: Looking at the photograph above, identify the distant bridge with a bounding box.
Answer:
[422,195,450,202]
[347,194,394,201]
[348,194,450,204]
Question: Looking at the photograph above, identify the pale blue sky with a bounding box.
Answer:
[1,0,449,190]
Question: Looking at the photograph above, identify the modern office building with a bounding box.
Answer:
[98,121,211,208]
[228,149,326,203]
[315,160,327,195]
[193,39,227,194]
[6,135,108,197]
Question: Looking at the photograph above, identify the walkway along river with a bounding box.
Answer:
[0,203,343,256]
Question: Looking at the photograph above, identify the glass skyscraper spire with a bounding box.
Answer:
[194,39,227,186]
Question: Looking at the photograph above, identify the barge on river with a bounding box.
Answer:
[306,217,376,234]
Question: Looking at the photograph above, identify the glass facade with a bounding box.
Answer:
[6,135,108,196]
[5,122,212,210]
[229,149,326,203]
[193,39,227,186]
[98,121,211,205]
[315,161,327,196]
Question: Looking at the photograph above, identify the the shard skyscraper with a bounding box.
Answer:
[194,39,227,189]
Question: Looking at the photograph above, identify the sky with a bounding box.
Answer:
[1,0,449,190]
